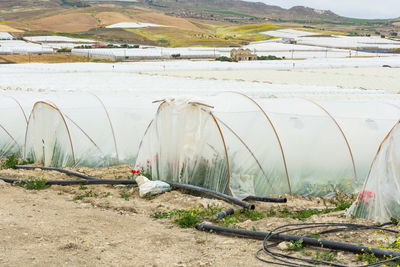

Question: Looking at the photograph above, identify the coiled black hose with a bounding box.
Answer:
[196,222,400,266]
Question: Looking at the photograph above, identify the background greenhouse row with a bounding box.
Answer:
[0,91,399,198]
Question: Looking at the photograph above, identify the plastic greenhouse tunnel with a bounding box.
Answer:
[135,93,400,199]
[0,94,30,158]
[24,92,157,167]
[348,120,400,223]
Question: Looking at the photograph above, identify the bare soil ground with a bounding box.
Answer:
[0,24,23,32]
[0,166,397,267]
[0,54,113,63]
[30,13,98,32]
[94,12,136,26]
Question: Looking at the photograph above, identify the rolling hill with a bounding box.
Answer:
[0,0,398,47]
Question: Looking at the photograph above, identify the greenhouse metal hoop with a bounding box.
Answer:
[224,91,292,194]
[45,100,104,155]
[209,112,232,196]
[91,93,120,163]
[61,113,103,153]
[213,114,274,191]
[0,124,18,147]
[362,120,400,187]
[302,98,358,180]
[24,101,76,166]
[381,101,400,110]
[5,94,28,124]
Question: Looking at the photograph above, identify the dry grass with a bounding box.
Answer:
[0,24,23,32]
[0,54,114,63]
[30,13,98,32]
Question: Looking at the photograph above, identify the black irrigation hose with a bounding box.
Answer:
[0,176,137,185]
[214,208,235,219]
[14,166,255,209]
[258,222,400,267]
[15,165,98,180]
[168,182,255,210]
[245,196,287,203]
[0,174,254,209]
[195,222,400,266]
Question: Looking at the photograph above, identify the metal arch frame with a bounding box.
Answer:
[224,91,292,194]
[301,98,358,180]
[0,124,18,147]
[45,100,104,156]
[135,100,170,170]
[5,95,28,124]
[209,112,232,196]
[134,119,154,167]
[0,95,24,151]
[212,114,274,191]
[90,93,120,163]
[363,120,400,186]
[24,101,76,166]
[380,101,400,110]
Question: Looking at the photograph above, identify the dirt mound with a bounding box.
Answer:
[134,12,203,32]
[95,11,136,26]
[31,13,98,32]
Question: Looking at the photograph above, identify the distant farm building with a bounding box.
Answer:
[282,38,297,44]
[230,48,257,61]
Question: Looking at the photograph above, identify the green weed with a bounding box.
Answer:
[221,209,265,227]
[1,154,33,169]
[313,251,337,263]
[74,190,98,200]
[79,185,88,190]
[271,198,353,221]
[355,227,400,266]
[221,216,239,227]
[101,192,111,198]
[2,154,19,169]
[120,192,130,201]
[286,239,304,251]
[24,178,50,190]
[153,205,222,228]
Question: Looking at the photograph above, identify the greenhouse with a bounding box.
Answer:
[135,93,400,198]
[0,94,29,157]
[24,92,157,167]
[348,120,400,222]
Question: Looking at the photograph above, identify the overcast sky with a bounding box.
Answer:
[245,0,400,19]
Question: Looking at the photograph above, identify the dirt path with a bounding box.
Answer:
[0,180,263,266]
[0,166,396,266]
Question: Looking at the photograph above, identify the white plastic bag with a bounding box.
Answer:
[135,176,171,197]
